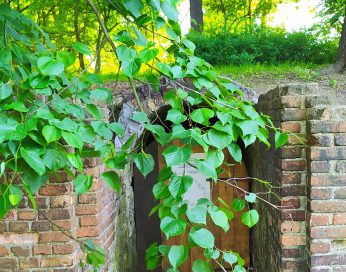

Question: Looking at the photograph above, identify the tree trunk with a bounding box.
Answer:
[74,0,85,70]
[189,0,203,31]
[336,3,346,71]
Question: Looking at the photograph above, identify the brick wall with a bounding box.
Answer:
[247,84,346,272]
[0,103,118,272]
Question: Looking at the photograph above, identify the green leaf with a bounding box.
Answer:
[190,108,215,126]
[145,243,160,270]
[124,0,144,18]
[166,109,187,124]
[163,145,192,166]
[91,88,111,102]
[207,129,232,150]
[133,152,155,177]
[42,125,61,143]
[223,252,238,265]
[160,216,186,239]
[122,58,142,77]
[168,175,193,198]
[238,120,259,136]
[234,265,246,272]
[153,182,170,199]
[0,82,12,101]
[161,0,179,21]
[190,228,215,248]
[208,208,229,232]
[86,104,101,120]
[62,131,84,150]
[232,198,246,212]
[192,259,213,272]
[139,48,159,63]
[132,111,149,123]
[245,193,256,203]
[275,131,288,149]
[102,171,121,192]
[0,162,5,177]
[168,245,188,269]
[227,143,242,163]
[43,148,67,171]
[57,51,76,67]
[241,210,259,228]
[20,147,46,175]
[37,56,64,76]
[73,42,92,55]
[195,159,217,180]
[108,123,125,138]
[67,153,83,171]
[187,205,207,224]
[73,174,93,194]
[8,185,23,206]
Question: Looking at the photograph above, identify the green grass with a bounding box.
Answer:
[215,63,325,80]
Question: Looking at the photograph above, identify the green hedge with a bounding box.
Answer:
[187,28,338,65]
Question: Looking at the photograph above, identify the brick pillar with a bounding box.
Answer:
[306,90,346,271]
[247,84,312,272]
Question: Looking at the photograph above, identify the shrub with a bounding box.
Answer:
[187,27,338,66]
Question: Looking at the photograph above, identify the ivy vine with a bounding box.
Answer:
[0,1,289,271]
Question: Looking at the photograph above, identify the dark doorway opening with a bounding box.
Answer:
[133,134,162,272]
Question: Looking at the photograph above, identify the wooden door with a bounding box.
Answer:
[158,142,250,271]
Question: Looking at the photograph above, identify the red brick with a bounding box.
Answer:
[282,160,306,171]
[53,243,76,255]
[76,227,101,238]
[78,193,98,204]
[282,172,301,184]
[43,209,71,220]
[282,185,305,196]
[51,219,75,230]
[333,213,346,225]
[281,147,302,159]
[281,122,301,133]
[282,198,301,209]
[31,221,50,231]
[39,184,71,196]
[281,235,306,246]
[310,242,330,254]
[282,210,306,221]
[39,232,70,243]
[0,246,9,257]
[8,222,29,233]
[310,175,346,186]
[33,244,52,255]
[80,216,100,227]
[310,214,329,226]
[0,258,18,269]
[17,210,37,221]
[281,96,302,108]
[75,205,101,215]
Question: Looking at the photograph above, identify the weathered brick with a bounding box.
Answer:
[310,242,330,254]
[282,160,306,171]
[53,243,76,255]
[80,216,99,227]
[311,201,346,213]
[17,210,37,221]
[308,107,333,120]
[311,226,346,239]
[335,134,346,146]
[0,246,9,257]
[39,184,71,196]
[33,244,52,255]
[310,147,346,160]
[308,121,346,133]
[334,188,346,199]
[310,214,329,226]
[281,147,302,159]
[281,221,301,233]
[309,161,330,173]
[0,258,18,269]
[282,210,306,221]
[39,232,70,243]
[336,161,346,173]
[308,134,333,147]
[311,254,346,266]
[281,122,301,133]
[281,109,305,121]
[310,188,332,200]
[0,233,38,245]
[8,222,29,233]
[19,258,39,269]
[50,195,73,208]
[282,185,305,197]
[282,172,301,184]
[11,246,30,257]
[42,209,71,220]
[31,221,50,232]
[75,205,101,215]
[333,214,346,225]
[282,198,301,209]
[76,226,101,238]
[310,175,346,187]
[41,256,74,268]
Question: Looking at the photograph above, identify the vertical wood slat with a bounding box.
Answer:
[158,141,250,271]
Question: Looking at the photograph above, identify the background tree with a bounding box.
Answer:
[190,0,203,31]
[319,0,346,72]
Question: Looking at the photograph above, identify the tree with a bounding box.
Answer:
[203,0,297,33]
[319,0,346,72]
[190,0,203,31]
